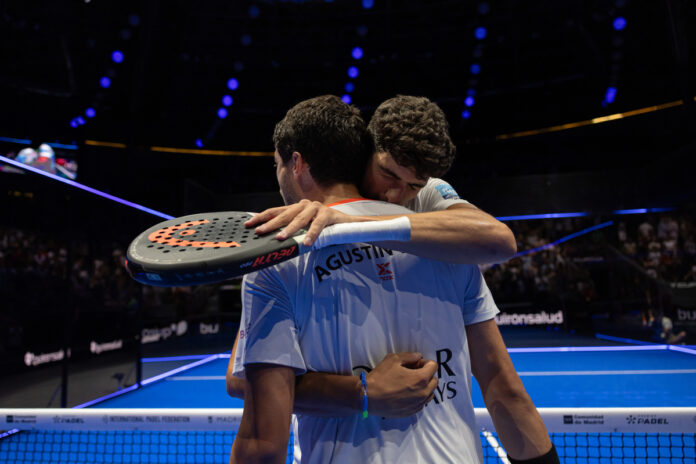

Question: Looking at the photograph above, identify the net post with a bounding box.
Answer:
[60,239,74,408]
[135,289,143,386]
[60,312,69,408]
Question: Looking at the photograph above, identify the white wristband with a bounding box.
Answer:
[311,217,411,250]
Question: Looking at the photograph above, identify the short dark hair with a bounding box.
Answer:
[368,95,456,178]
[273,95,374,186]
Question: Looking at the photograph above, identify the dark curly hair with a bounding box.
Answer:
[273,95,374,186]
[368,95,456,178]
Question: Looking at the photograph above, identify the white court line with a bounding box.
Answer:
[166,371,696,380]
[167,376,227,381]
[518,369,696,376]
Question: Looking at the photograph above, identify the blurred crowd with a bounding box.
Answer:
[616,214,696,283]
[481,217,602,305]
[0,227,137,310]
[0,227,214,356]
[2,210,694,349]
[483,212,696,303]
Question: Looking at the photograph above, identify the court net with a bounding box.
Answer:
[1,407,694,463]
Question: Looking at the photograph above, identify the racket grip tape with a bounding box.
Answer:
[312,217,411,250]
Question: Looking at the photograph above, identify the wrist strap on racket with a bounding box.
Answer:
[312,217,411,250]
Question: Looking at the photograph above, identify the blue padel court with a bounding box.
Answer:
[90,346,696,409]
[2,345,695,463]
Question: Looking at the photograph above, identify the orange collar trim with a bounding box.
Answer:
[325,197,369,208]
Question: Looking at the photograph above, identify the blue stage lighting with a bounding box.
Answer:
[344,82,355,93]
[76,116,86,125]
[496,212,589,221]
[613,207,674,215]
[111,50,124,63]
[0,155,174,221]
[352,47,364,60]
[341,95,352,104]
[218,108,228,119]
[477,3,490,14]
[222,95,233,107]
[128,14,140,27]
[0,137,32,144]
[100,77,111,88]
[70,120,79,128]
[195,139,204,148]
[85,108,96,118]
[249,5,260,18]
[241,34,252,46]
[227,78,239,90]
[474,27,487,40]
[362,0,374,9]
[461,110,471,119]
[613,17,626,31]
[464,96,475,107]
[470,63,481,75]
[511,221,613,259]
[466,88,476,96]
[605,87,617,104]
[348,66,359,79]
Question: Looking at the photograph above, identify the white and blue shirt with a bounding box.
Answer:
[234,198,498,464]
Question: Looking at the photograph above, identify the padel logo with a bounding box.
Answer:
[252,246,297,268]
[626,415,669,425]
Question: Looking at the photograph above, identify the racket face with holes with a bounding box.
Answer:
[126,212,308,287]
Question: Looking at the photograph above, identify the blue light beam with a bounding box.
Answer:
[511,221,613,259]
[0,154,174,220]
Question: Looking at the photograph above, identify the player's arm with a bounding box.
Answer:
[374,202,516,264]
[226,329,437,418]
[229,363,294,464]
[466,319,558,462]
[293,352,437,417]
[246,200,516,264]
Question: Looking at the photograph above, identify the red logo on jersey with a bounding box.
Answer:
[377,262,394,281]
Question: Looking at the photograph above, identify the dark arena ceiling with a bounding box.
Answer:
[1,0,695,208]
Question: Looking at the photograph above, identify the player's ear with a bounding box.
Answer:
[291,151,309,177]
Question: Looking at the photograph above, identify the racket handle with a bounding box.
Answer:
[312,217,411,249]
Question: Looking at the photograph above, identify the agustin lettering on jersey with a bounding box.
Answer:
[314,244,394,282]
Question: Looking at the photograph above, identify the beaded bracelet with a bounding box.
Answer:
[360,371,368,419]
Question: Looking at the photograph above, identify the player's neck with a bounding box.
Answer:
[304,182,362,205]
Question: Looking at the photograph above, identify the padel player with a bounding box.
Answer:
[230,96,557,463]
[227,96,517,417]
[246,94,516,264]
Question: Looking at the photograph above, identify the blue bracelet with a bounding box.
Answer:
[360,371,368,419]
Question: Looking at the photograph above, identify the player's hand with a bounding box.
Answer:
[245,199,354,247]
[366,352,438,418]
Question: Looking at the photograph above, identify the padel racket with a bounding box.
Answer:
[126,211,411,287]
[126,212,310,287]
